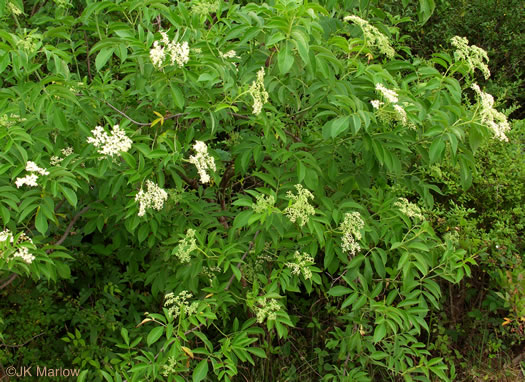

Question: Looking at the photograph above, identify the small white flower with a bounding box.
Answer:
[254,297,281,323]
[61,147,74,156]
[25,161,49,176]
[0,229,14,243]
[167,41,190,67]
[471,84,510,142]
[164,290,199,319]
[150,31,191,69]
[7,2,22,16]
[341,233,361,256]
[219,50,238,59]
[13,246,35,264]
[50,156,64,166]
[150,41,166,69]
[172,229,197,263]
[286,251,315,280]
[370,100,384,109]
[87,124,132,157]
[284,184,315,226]
[375,84,399,103]
[393,104,408,125]
[339,212,365,256]
[248,67,269,115]
[451,36,490,79]
[394,198,425,221]
[189,141,216,184]
[344,15,395,58]
[135,180,168,217]
[252,194,275,214]
[15,174,39,188]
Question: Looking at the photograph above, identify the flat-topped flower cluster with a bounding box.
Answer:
[284,184,315,227]
[372,84,414,129]
[344,15,395,58]
[15,161,49,188]
[0,229,35,264]
[394,198,425,221]
[339,212,365,256]
[87,124,132,158]
[471,84,510,142]
[286,251,315,280]
[150,31,190,69]
[164,290,199,319]
[172,229,198,263]
[248,67,269,115]
[451,36,490,79]
[189,141,216,184]
[135,180,168,217]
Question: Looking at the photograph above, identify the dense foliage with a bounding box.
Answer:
[0,0,522,381]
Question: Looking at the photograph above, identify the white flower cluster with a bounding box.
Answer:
[286,251,314,280]
[375,84,398,103]
[50,147,74,166]
[15,161,49,188]
[344,15,395,58]
[191,0,219,15]
[471,84,511,142]
[370,100,384,109]
[393,104,408,125]
[164,290,199,319]
[394,198,425,221]
[53,0,70,9]
[255,297,281,323]
[15,174,38,188]
[284,184,315,227]
[373,84,415,129]
[25,161,49,176]
[219,50,238,59]
[252,194,275,214]
[150,31,190,69]
[0,229,14,243]
[13,247,35,263]
[0,113,26,128]
[189,140,216,184]
[451,36,490,79]
[172,229,197,263]
[202,265,222,281]
[161,357,178,378]
[150,42,165,68]
[339,212,365,256]
[248,67,269,115]
[7,2,22,16]
[135,180,168,217]
[87,125,132,157]
[0,230,35,264]
[18,33,40,53]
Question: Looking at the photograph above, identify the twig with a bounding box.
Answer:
[284,129,302,142]
[176,169,199,190]
[30,0,48,17]
[229,112,250,120]
[225,230,260,290]
[83,31,93,82]
[0,274,17,290]
[0,332,45,348]
[102,100,184,127]
[54,205,91,247]
[103,101,152,126]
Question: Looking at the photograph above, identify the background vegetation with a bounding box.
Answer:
[0,0,523,381]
